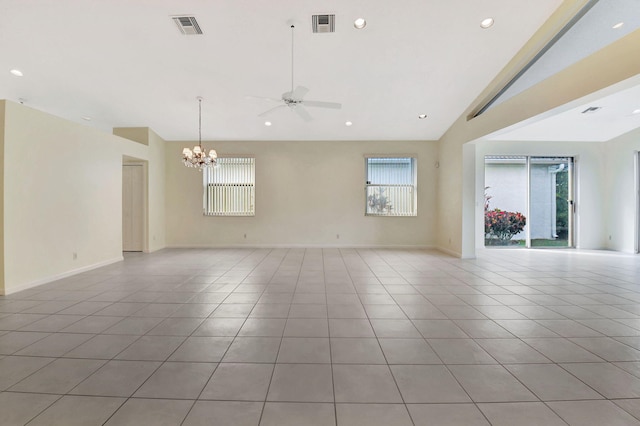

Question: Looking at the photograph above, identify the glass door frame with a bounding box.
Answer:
[484,155,575,249]
[526,156,575,248]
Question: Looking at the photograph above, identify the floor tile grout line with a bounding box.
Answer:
[18,392,66,426]
[350,248,417,426]
[323,248,341,426]
[258,247,299,426]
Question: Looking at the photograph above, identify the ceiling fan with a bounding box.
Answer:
[250,24,342,122]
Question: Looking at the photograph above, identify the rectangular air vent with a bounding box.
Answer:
[312,14,335,33]
[581,106,602,114]
[172,16,203,35]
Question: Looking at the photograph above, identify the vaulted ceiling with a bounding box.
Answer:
[1,0,572,141]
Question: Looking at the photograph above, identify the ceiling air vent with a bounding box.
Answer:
[581,106,602,114]
[172,16,203,35]
[312,14,335,33]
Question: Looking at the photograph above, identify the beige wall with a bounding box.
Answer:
[147,129,167,252]
[3,102,123,294]
[0,103,167,294]
[166,140,437,248]
[114,127,167,252]
[0,101,5,291]
[604,127,640,253]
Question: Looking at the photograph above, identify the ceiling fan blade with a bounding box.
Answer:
[246,95,281,103]
[258,104,287,117]
[293,105,312,121]
[303,100,342,109]
[287,86,309,100]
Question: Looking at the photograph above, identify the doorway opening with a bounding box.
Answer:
[484,156,574,248]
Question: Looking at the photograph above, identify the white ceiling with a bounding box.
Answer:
[486,77,640,142]
[1,0,565,141]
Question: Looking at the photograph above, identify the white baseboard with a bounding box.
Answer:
[436,246,462,258]
[166,243,436,250]
[2,256,124,295]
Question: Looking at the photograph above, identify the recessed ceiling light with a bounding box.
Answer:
[264,121,272,126]
[480,18,494,29]
[633,109,640,115]
[345,121,353,126]
[418,114,428,119]
[82,116,92,121]
[10,69,23,77]
[613,22,624,29]
[353,18,367,29]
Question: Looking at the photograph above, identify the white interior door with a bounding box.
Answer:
[122,164,144,252]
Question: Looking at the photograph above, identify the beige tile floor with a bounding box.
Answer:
[1,248,640,425]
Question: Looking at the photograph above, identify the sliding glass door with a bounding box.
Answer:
[530,157,573,247]
[484,156,574,248]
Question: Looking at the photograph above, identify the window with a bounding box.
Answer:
[365,157,416,216]
[203,157,255,216]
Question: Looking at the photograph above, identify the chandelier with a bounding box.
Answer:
[182,96,217,170]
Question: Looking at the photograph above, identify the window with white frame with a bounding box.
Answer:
[365,157,416,216]
[203,157,255,216]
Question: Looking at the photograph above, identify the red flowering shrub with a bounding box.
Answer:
[485,209,526,244]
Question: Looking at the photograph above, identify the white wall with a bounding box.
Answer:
[1,102,166,294]
[166,140,438,248]
[604,127,640,253]
[474,140,608,250]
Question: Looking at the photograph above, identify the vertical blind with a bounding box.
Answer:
[203,157,255,216]
[365,157,416,216]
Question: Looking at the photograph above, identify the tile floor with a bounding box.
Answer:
[1,248,640,425]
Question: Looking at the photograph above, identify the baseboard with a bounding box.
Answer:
[166,243,436,250]
[1,256,124,296]
[436,246,462,258]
